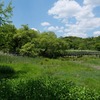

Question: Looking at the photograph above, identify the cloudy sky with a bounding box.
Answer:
[6,0,100,38]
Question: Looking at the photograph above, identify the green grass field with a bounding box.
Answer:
[0,52,100,99]
[0,53,100,90]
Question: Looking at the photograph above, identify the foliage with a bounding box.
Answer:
[0,53,100,90]
[0,22,100,58]
[13,25,38,53]
[0,78,100,100]
[0,53,100,99]
[0,79,16,100]
[32,32,69,58]
[0,1,100,99]
[20,42,38,57]
[0,0,13,25]
[0,24,17,52]
[95,43,100,51]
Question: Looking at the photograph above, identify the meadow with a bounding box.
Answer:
[0,1,100,99]
[0,52,100,99]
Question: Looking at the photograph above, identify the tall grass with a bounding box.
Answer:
[0,53,100,99]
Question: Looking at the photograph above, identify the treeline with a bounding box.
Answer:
[0,24,100,58]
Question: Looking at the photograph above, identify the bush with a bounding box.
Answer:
[0,78,99,100]
[0,80,16,100]
[15,79,48,100]
[69,86,100,100]
[16,78,100,100]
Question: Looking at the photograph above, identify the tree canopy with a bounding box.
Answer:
[0,23,100,58]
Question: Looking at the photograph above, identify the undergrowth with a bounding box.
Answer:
[0,78,100,100]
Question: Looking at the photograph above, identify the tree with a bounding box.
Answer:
[32,32,69,58]
[0,0,13,25]
[13,25,39,53]
[95,43,100,51]
[0,24,17,52]
[20,42,38,57]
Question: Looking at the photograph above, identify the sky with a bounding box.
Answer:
[5,0,100,38]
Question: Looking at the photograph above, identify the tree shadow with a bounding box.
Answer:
[0,65,16,80]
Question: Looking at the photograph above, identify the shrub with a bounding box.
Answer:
[15,79,47,100]
[0,80,16,100]
[0,78,99,100]
[69,86,100,100]
[15,78,100,100]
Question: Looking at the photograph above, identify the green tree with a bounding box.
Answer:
[0,0,13,25]
[95,43,100,51]
[0,24,17,52]
[13,25,39,53]
[32,32,68,58]
[20,42,38,57]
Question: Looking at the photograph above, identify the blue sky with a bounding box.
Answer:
[5,0,100,37]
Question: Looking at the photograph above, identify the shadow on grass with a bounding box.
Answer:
[0,65,17,80]
[0,65,28,80]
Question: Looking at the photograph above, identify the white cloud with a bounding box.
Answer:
[48,26,58,31]
[41,22,50,26]
[31,28,38,31]
[64,18,100,37]
[93,31,100,37]
[84,0,100,7]
[47,0,100,37]
[47,26,64,33]
[48,0,81,19]
[64,24,87,38]
[75,5,94,20]
[64,32,87,38]
[75,18,100,31]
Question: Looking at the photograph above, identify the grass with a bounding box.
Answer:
[0,53,100,90]
[0,52,100,99]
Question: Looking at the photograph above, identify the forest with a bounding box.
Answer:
[0,23,100,58]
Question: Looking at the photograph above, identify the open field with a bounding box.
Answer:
[0,53,100,90]
[0,53,100,99]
